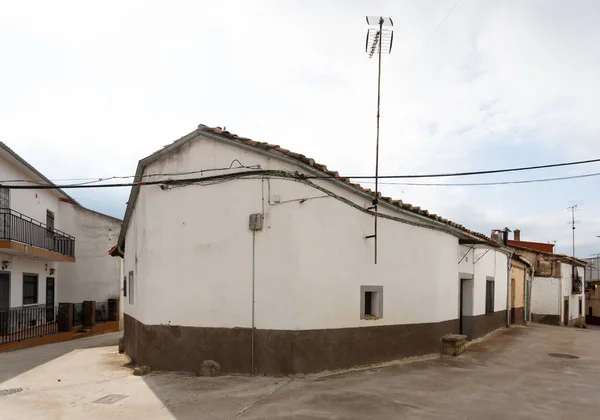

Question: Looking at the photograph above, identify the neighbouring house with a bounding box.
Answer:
[117,124,512,375]
[509,253,533,325]
[508,231,586,326]
[583,257,600,325]
[0,142,122,345]
[57,203,122,324]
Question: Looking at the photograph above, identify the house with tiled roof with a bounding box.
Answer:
[117,124,513,374]
[0,142,122,346]
[507,230,586,326]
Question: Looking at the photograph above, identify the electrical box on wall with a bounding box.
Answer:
[249,214,264,231]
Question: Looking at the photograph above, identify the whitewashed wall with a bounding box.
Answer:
[124,137,508,331]
[0,151,64,229]
[1,254,57,308]
[531,277,560,315]
[458,244,509,317]
[561,263,585,321]
[57,203,122,303]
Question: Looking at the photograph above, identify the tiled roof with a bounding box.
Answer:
[196,124,496,245]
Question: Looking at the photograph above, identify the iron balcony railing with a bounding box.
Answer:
[0,208,75,257]
[0,305,68,345]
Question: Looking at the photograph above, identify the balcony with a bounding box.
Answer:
[0,208,75,262]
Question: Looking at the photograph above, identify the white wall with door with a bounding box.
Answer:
[123,135,480,331]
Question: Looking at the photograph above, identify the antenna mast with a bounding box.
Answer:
[365,16,394,264]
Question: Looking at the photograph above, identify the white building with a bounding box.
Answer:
[510,243,586,326]
[117,125,512,375]
[0,142,122,331]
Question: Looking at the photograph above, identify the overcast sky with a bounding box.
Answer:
[1,0,599,257]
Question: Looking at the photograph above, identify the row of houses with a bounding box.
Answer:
[0,142,122,341]
[111,124,588,375]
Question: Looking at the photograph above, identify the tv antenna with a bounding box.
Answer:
[365,16,393,264]
[567,201,583,256]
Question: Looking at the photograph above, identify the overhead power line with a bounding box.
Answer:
[1,169,600,190]
[1,156,599,186]
[362,171,600,187]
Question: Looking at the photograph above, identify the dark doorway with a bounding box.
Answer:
[46,277,55,322]
[0,273,9,311]
[460,278,474,339]
[564,299,569,326]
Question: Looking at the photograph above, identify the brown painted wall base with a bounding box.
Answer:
[586,314,600,326]
[124,314,460,375]
[0,321,120,353]
[470,310,507,340]
[531,313,560,326]
[510,307,525,325]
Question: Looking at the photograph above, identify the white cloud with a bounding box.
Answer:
[0,0,599,256]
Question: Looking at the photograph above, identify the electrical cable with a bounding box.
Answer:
[2,156,599,186]
[2,168,600,190]
[360,171,600,187]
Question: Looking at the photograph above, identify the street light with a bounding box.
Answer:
[365,16,394,265]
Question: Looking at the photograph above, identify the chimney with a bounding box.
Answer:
[502,228,509,246]
[514,229,521,241]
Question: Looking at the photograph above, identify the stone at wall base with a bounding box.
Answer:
[440,334,467,356]
[197,360,221,377]
[133,365,151,376]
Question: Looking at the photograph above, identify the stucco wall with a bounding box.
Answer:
[1,254,58,309]
[123,137,510,332]
[561,263,585,322]
[532,277,559,315]
[510,264,526,309]
[57,203,122,303]
[0,152,64,231]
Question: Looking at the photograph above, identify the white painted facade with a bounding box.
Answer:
[0,144,122,316]
[458,245,509,318]
[561,263,585,322]
[531,277,560,316]
[0,147,68,310]
[57,202,122,303]
[123,135,511,333]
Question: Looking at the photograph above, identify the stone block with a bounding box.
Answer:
[441,334,467,356]
[197,360,221,377]
[133,365,151,376]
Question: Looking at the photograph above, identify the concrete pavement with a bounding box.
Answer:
[1,324,599,419]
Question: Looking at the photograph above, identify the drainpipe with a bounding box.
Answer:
[248,213,263,375]
[251,230,256,374]
[506,252,512,328]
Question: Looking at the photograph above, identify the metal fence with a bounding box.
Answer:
[95,302,109,323]
[0,306,66,345]
[0,208,75,257]
[73,302,83,326]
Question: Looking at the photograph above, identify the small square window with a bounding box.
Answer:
[361,286,383,320]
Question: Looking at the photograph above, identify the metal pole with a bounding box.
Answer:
[572,206,575,256]
[374,17,383,265]
[251,231,256,375]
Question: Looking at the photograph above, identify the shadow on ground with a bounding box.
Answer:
[136,324,600,419]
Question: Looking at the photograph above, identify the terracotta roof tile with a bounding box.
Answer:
[196,124,496,245]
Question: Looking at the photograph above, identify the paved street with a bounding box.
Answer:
[1,324,599,419]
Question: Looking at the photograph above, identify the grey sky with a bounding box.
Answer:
[1,0,599,257]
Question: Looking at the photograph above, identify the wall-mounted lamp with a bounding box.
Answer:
[1,260,10,270]
[49,268,56,275]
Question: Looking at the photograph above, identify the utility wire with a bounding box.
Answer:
[1,156,599,185]
[404,0,462,69]
[2,169,600,190]
[362,171,600,187]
